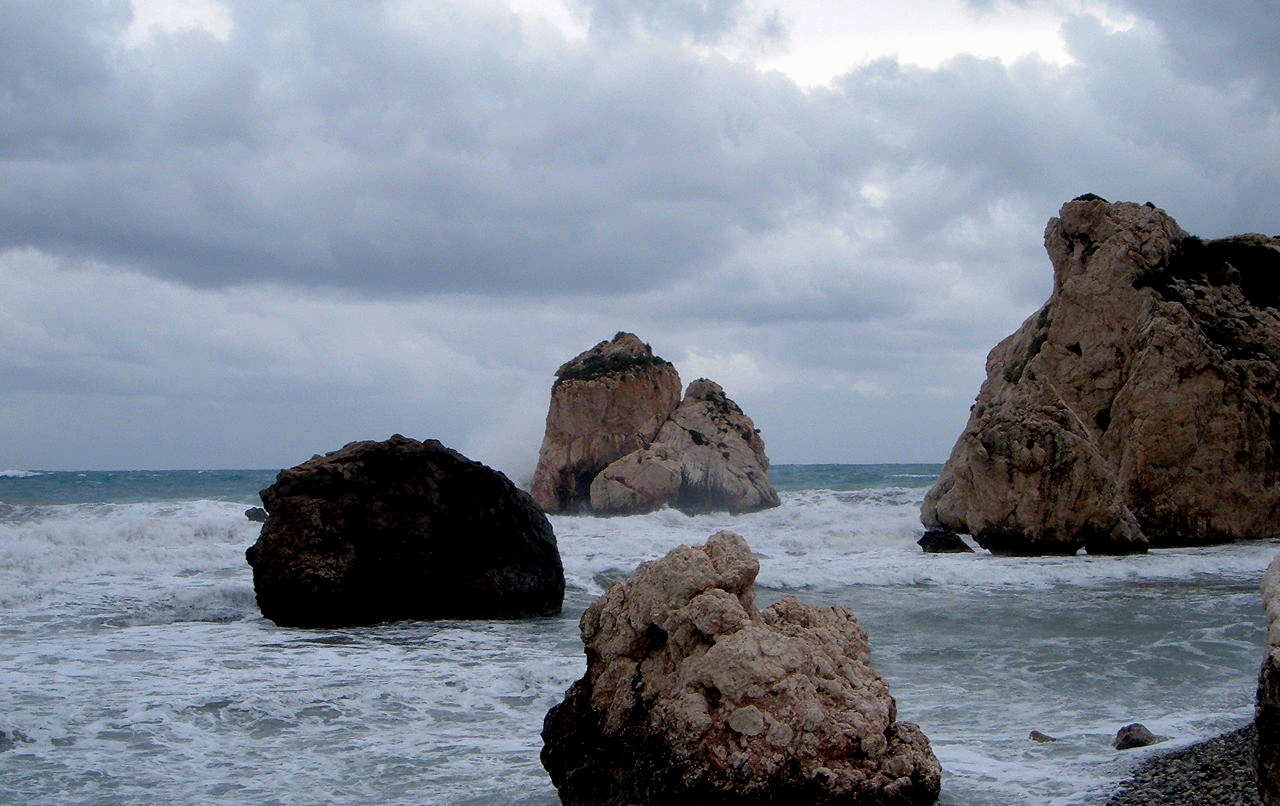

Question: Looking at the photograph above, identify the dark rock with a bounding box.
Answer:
[1029,730,1059,743]
[917,530,973,553]
[244,507,268,523]
[1114,723,1160,750]
[244,435,565,627]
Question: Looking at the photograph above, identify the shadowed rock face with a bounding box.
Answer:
[1258,555,1280,805]
[590,379,780,516]
[923,197,1280,555]
[245,435,564,627]
[530,333,682,513]
[541,531,942,806]
[531,334,780,516]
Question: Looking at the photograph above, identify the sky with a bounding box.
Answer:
[2,0,1278,478]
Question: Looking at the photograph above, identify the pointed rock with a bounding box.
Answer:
[923,198,1280,554]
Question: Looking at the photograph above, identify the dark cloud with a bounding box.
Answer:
[1,0,1278,469]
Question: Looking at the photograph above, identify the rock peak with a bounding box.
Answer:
[554,332,668,384]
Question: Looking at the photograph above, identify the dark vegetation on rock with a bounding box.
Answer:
[245,435,564,627]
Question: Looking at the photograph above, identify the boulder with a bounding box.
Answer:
[244,506,268,522]
[923,197,1280,554]
[590,379,781,515]
[244,435,564,627]
[917,530,973,554]
[1257,553,1280,804]
[530,333,682,513]
[1028,730,1058,743]
[541,530,942,805]
[1113,723,1159,750]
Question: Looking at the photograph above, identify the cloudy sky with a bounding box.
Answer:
[2,0,1277,477]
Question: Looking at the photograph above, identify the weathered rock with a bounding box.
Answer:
[1114,723,1160,750]
[541,530,942,805]
[530,333,682,513]
[917,530,973,554]
[1257,553,1280,804]
[244,435,564,627]
[1029,730,1058,743]
[589,379,780,515]
[923,197,1280,554]
[244,506,268,523]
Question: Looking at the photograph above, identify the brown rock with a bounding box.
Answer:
[589,379,781,515]
[244,435,564,627]
[530,332,682,513]
[923,197,1280,554]
[540,531,942,805]
[1113,723,1160,750]
[1028,730,1058,743]
[1257,553,1280,804]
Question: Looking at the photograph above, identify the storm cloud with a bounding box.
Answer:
[1,0,1277,472]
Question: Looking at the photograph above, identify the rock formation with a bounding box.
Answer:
[245,435,564,627]
[531,333,780,516]
[923,196,1280,554]
[591,379,780,515]
[1113,723,1159,750]
[916,530,973,554]
[530,333,682,512]
[541,530,942,805]
[1257,553,1280,804]
[244,506,268,522]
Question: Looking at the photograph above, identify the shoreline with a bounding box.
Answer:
[1104,723,1260,805]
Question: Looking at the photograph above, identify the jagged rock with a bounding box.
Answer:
[244,435,564,627]
[1257,553,1280,804]
[917,530,973,554]
[1113,723,1160,750]
[541,530,942,805]
[530,333,682,513]
[589,379,780,516]
[923,198,1280,554]
[244,506,268,523]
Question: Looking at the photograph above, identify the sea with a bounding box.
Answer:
[0,464,1273,805]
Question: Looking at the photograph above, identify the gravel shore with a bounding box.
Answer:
[1105,724,1260,805]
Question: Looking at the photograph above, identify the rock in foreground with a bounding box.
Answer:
[541,531,941,805]
[1258,553,1280,804]
[245,435,564,627]
[923,197,1280,554]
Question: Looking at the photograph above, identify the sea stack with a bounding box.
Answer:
[1258,553,1280,805]
[922,196,1280,555]
[541,530,942,805]
[245,435,565,627]
[530,332,682,512]
[532,333,780,516]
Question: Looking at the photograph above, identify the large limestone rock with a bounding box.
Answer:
[245,435,565,627]
[541,531,942,805]
[530,333,682,512]
[1258,554,1280,805]
[590,379,780,515]
[923,196,1280,554]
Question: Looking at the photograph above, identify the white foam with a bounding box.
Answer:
[0,468,43,478]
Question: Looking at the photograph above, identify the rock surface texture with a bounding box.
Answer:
[530,333,682,512]
[923,197,1280,555]
[1257,553,1280,805]
[541,531,942,805]
[245,435,564,627]
[591,379,780,515]
[532,334,779,516]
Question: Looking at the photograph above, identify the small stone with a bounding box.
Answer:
[1029,730,1058,743]
[1113,723,1159,750]
[765,719,794,747]
[728,705,766,736]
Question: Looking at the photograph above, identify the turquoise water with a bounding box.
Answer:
[0,464,940,505]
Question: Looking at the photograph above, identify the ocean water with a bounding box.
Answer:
[0,465,1272,804]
